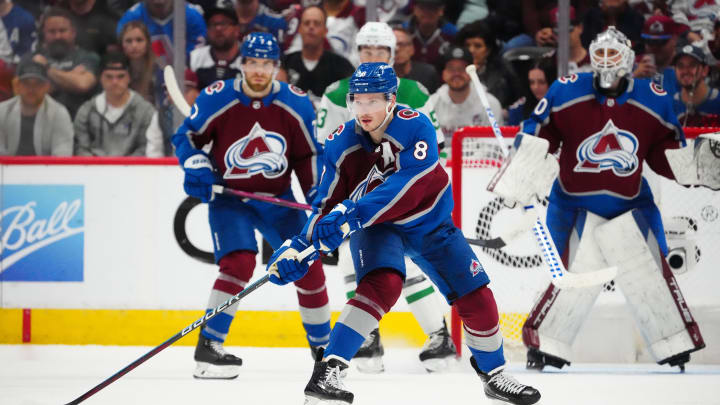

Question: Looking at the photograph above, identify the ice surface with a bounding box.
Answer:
[1,345,718,405]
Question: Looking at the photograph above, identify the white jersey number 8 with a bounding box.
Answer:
[414,141,428,160]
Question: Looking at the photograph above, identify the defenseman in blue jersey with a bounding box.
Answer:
[265,62,541,405]
[487,27,707,372]
[171,32,331,379]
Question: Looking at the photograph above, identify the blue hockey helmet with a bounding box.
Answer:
[241,32,280,60]
[348,62,398,96]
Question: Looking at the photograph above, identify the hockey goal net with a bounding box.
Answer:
[449,126,720,362]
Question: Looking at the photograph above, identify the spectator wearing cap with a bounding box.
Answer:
[117,0,207,64]
[634,15,688,95]
[456,19,521,108]
[507,55,556,125]
[0,0,35,64]
[282,6,354,107]
[185,0,243,105]
[0,59,74,156]
[402,0,457,68]
[672,43,720,127]
[429,45,503,157]
[74,52,163,157]
[60,0,119,58]
[393,25,441,94]
[581,0,645,52]
[23,7,100,119]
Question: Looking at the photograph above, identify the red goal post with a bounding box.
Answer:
[448,125,720,359]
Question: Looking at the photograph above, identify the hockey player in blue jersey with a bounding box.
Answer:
[171,32,331,379]
[265,62,541,405]
[486,27,708,372]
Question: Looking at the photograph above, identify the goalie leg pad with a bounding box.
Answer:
[523,211,608,362]
[594,210,705,363]
[487,134,559,206]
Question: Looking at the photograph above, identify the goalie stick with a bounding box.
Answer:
[164,67,525,249]
[465,64,617,289]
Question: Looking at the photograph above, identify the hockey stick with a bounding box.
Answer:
[465,64,617,289]
[164,65,192,117]
[212,185,313,210]
[64,249,315,405]
[164,66,524,250]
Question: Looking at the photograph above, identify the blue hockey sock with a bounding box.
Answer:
[469,345,506,373]
[304,320,332,347]
[324,322,367,362]
[202,310,233,342]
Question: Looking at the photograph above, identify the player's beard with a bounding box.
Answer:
[245,73,272,92]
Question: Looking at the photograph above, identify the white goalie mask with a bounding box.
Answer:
[356,22,397,65]
[589,26,635,89]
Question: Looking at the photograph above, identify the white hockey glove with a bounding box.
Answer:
[666,132,720,190]
[487,134,559,207]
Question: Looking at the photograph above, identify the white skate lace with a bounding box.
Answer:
[324,364,347,390]
[489,372,526,395]
[209,340,229,356]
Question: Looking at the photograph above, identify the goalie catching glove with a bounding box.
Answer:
[487,134,559,207]
[666,132,720,190]
[312,199,361,253]
[267,236,319,285]
[181,152,218,202]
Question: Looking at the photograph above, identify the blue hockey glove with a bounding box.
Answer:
[267,236,319,285]
[182,153,216,203]
[312,199,362,254]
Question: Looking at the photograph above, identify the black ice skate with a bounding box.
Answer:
[310,345,326,362]
[193,333,243,379]
[353,328,384,373]
[304,357,354,405]
[525,347,570,371]
[471,357,541,405]
[419,320,457,372]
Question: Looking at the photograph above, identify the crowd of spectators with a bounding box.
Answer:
[1,0,719,157]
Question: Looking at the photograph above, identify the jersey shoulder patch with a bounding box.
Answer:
[397,108,420,120]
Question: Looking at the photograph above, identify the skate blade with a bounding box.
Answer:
[421,356,455,373]
[353,356,384,374]
[303,394,351,405]
[193,362,240,379]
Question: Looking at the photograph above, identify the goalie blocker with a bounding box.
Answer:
[523,210,705,371]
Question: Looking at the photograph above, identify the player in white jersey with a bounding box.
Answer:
[317,21,455,373]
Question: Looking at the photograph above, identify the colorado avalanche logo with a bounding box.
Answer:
[575,119,639,177]
[224,122,288,179]
[349,165,386,202]
[470,259,484,277]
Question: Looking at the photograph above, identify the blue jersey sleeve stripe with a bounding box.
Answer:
[362,160,440,227]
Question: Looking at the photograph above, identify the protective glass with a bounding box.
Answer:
[358,47,391,61]
[347,94,391,116]
[242,58,277,73]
